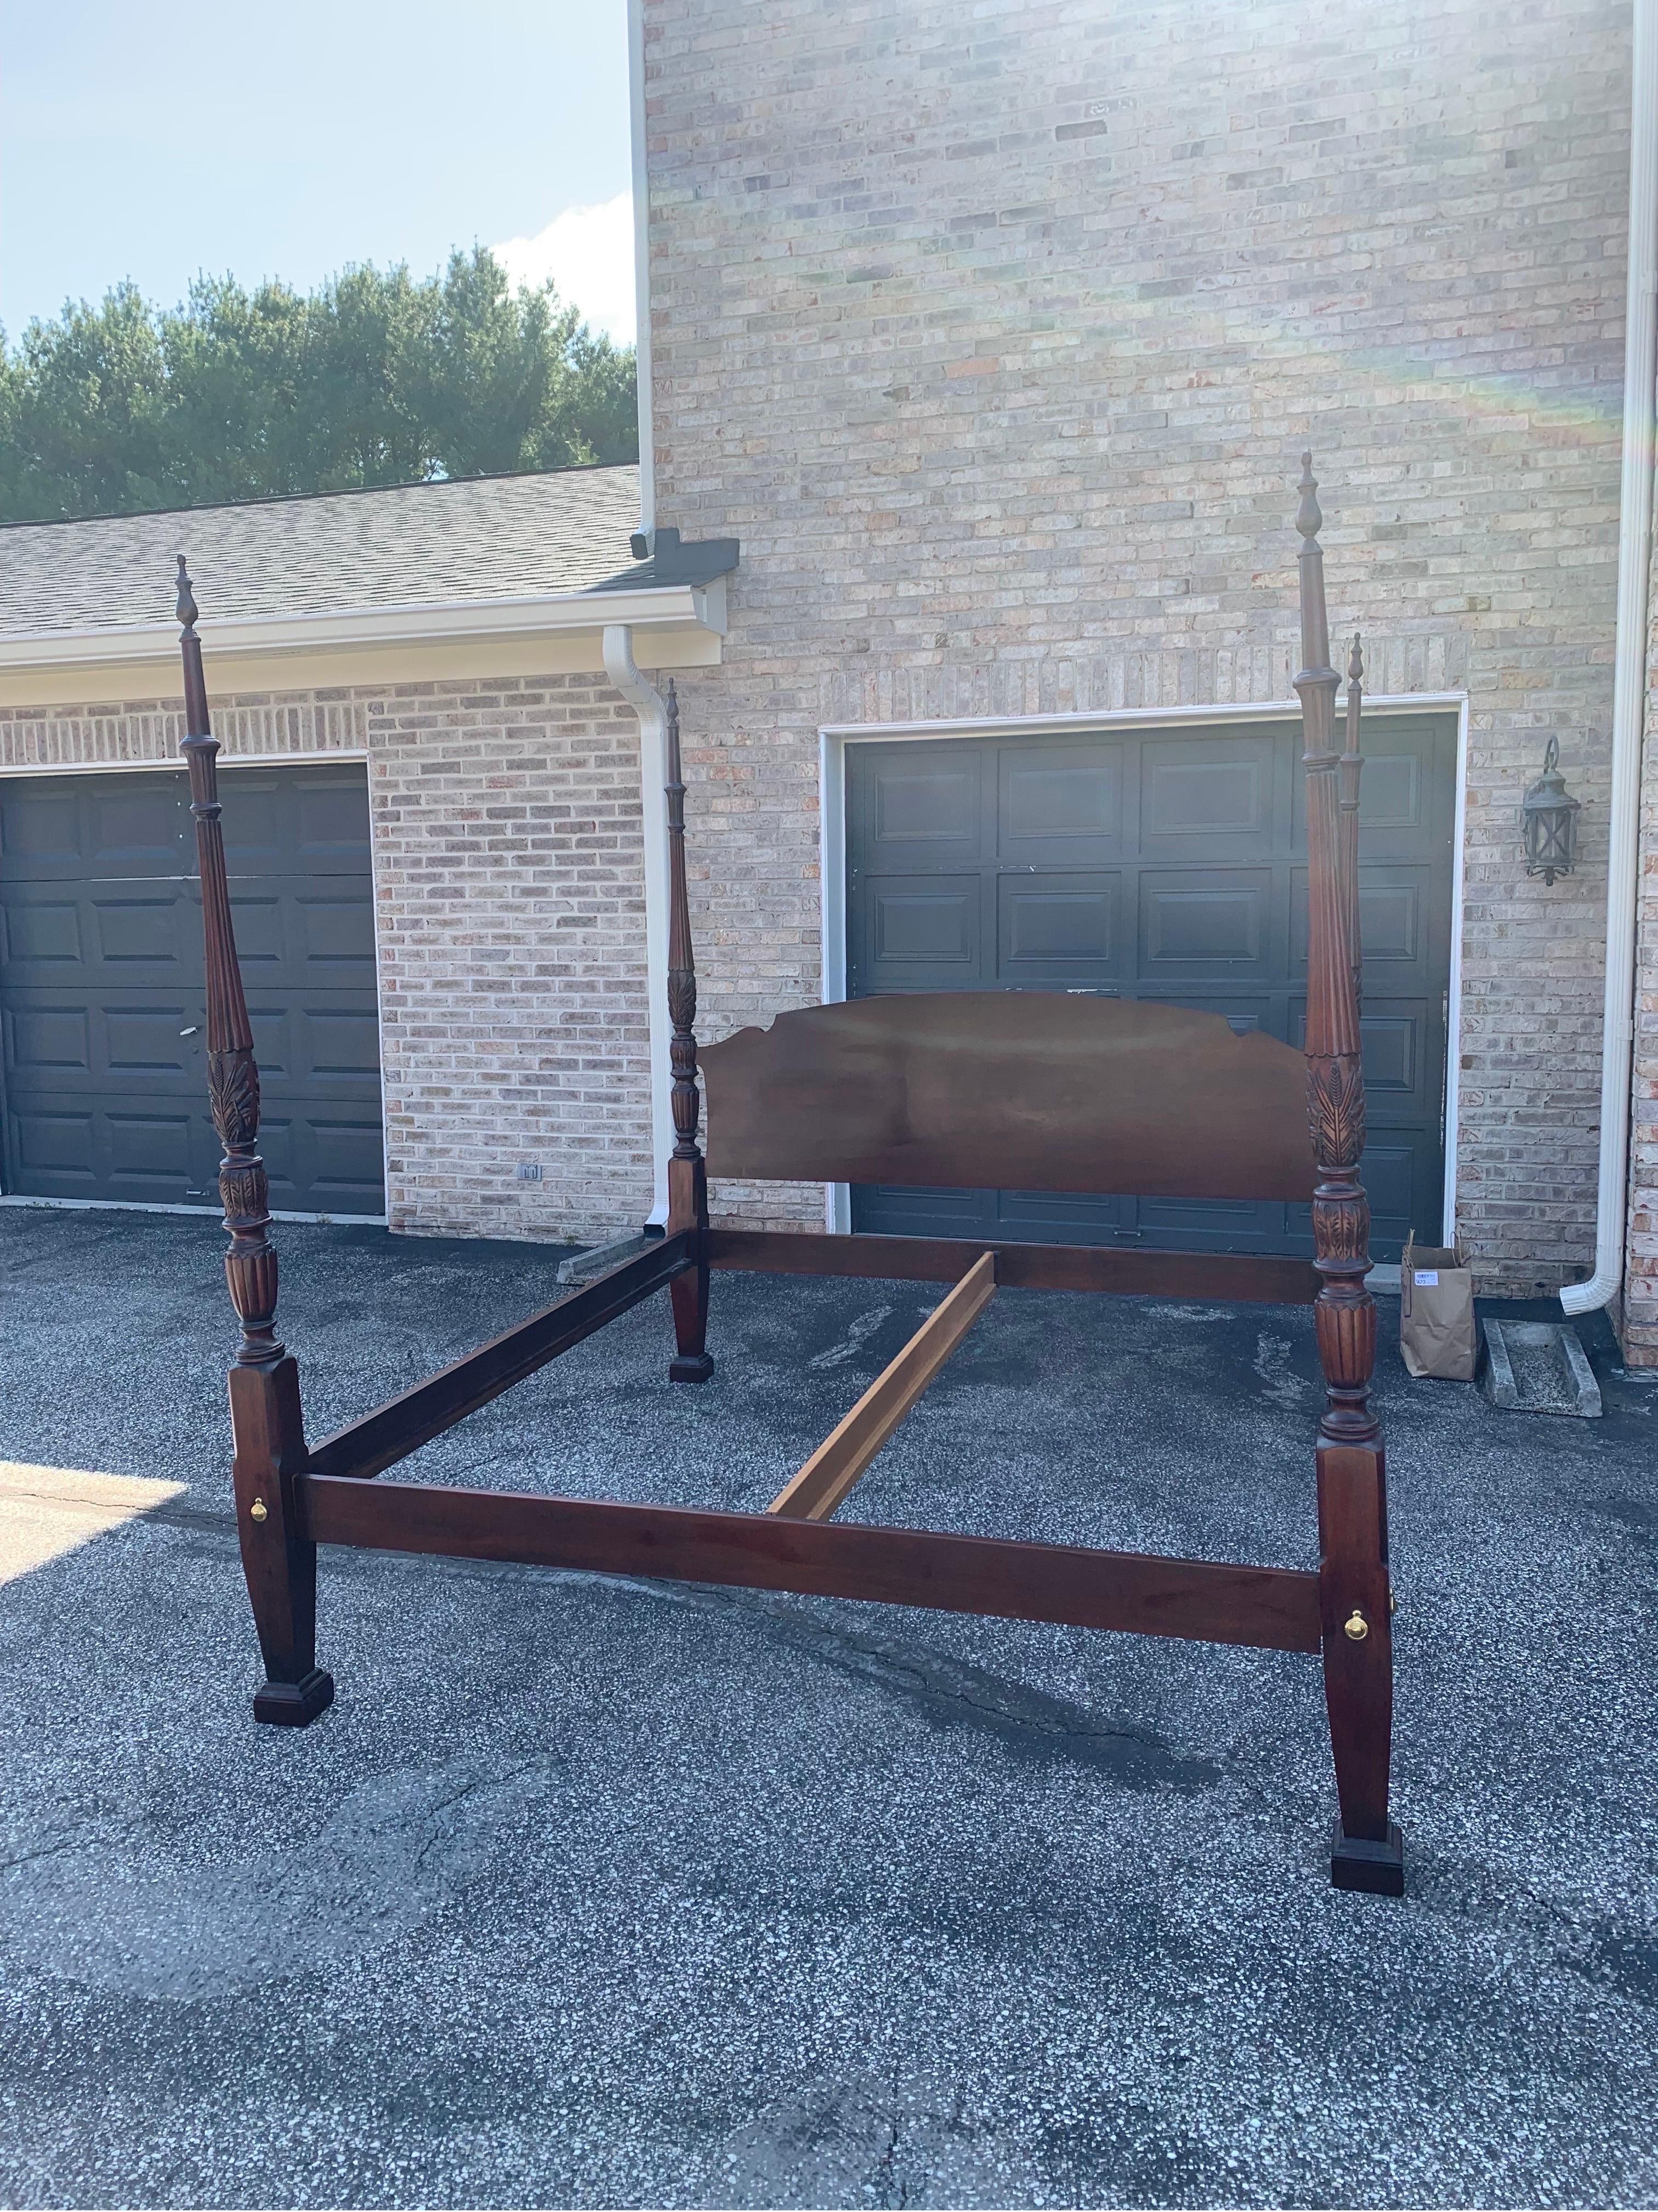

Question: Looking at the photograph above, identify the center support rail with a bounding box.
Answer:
[768,1252,997,1521]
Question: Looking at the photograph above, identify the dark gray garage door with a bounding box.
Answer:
[847,714,1456,1264]
[1,764,384,1215]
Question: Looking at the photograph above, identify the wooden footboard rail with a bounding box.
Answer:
[298,1475,1324,1652]
[178,459,1403,1900]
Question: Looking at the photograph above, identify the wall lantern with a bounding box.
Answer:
[1521,738,1581,886]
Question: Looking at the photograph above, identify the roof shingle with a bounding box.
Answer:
[0,464,643,639]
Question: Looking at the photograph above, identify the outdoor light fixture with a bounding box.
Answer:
[1521,738,1581,885]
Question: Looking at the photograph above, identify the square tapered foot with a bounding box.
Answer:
[1330,1817,1405,1896]
[253,1668,334,1727]
[668,1352,714,1383]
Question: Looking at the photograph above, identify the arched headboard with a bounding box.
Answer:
[700,991,1316,1201]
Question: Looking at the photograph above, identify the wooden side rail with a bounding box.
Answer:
[708,1230,1320,1305]
[298,1474,1325,1653]
[307,1232,694,1482]
[769,1252,996,1521]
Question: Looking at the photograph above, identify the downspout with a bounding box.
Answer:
[603,624,672,1227]
[1562,0,1658,1318]
[627,0,655,549]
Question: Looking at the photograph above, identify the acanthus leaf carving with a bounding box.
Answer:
[208,1048,261,1152]
[1306,1051,1366,1173]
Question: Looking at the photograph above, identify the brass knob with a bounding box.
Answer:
[1343,1608,1369,1642]
[249,1497,268,1523]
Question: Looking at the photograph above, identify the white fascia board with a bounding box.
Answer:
[0,578,723,676]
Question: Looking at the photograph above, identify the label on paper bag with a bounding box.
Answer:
[1413,1269,1440,1287]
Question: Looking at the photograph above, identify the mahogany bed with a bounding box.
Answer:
[177,458,1403,1896]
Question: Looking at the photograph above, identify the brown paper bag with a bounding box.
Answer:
[1399,1232,1478,1381]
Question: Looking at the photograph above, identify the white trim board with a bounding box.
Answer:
[0,749,368,778]
[819,692,1470,1246]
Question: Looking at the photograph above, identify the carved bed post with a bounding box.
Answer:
[1292,464,1401,1894]
[663,679,714,1381]
[177,558,333,1725]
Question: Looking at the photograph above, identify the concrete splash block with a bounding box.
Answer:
[1481,1319,1602,1418]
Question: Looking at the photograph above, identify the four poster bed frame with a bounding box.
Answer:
[177,458,1403,1896]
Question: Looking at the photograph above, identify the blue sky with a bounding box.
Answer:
[0,1,635,343]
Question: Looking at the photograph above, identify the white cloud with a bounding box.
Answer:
[491,192,636,345]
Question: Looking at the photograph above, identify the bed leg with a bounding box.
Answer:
[1317,1440,1401,1895]
[667,1154,714,1384]
[230,1358,334,1726]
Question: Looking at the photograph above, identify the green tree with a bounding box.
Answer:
[0,248,637,523]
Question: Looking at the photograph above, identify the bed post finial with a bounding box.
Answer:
[1293,468,1399,1895]
[178,562,332,1727]
[663,679,714,1381]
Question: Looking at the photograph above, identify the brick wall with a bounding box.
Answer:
[0,673,655,1244]
[644,0,1630,1292]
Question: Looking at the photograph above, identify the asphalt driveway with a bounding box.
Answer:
[1,1206,1655,2209]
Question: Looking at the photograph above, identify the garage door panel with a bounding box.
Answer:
[850,719,1454,1264]
[247,999,384,1094]
[104,1007,194,1077]
[9,1104,98,1185]
[87,784,190,872]
[93,893,191,969]
[3,895,83,967]
[997,743,1125,863]
[5,994,198,1090]
[1291,994,1436,1123]
[220,770,372,877]
[225,894,285,966]
[1135,1193,1288,1250]
[1142,735,1275,853]
[7,1005,93,1079]
[0,787,86,875]
[852,1182,991,1237]
[291,889,377,974]
[997,872,1121,980]
[306,1118,389,1210]
[852,746,985,871]
[1,779,190,882]
[995,1187,1132,1241]
[1290,863,1432,981]
[858,874,980,983]
[8,1096,196,1201]
[2,766,383,1214]
[1140,871,1274,976]
[107,1109,194,1185]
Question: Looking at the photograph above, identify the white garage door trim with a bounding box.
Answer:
[818,694,1471,1280]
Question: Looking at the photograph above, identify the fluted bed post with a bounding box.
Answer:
[1342,633,1365,1015]
[1292,464,1400,1894]
[663,680,714,1382]
[178,559,333,1726]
